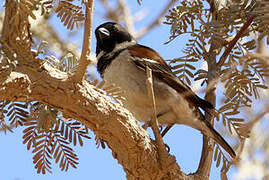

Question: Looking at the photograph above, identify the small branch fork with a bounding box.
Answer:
[72,0,95,82]
[145,66,169,168]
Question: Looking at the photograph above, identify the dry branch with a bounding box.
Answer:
[99,0,174,39]
[135,0,175,39]
[217,14,257,68]
[72,0,95,82]
[0,0,192,179]
[0,58,187,179]
[196,13,219,179]
[145,67,170,169]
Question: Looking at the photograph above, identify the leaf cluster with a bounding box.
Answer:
[214,144,232,180]
[10,0,85,31]
[11,0,53,20]
[0,101,29,133]
[253,0,269,43]
[165,0,209,85]
[44,52,79,74]
[221,58,268,107]
[56,0,85,30]
[22,102,91,174]
[216,103,249,139]
[164,0,269,176]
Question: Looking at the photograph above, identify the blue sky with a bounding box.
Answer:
[0,0,237,179]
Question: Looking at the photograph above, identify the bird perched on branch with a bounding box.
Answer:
[95,22,236,158]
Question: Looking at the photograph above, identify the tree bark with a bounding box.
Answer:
[0,0,200,179]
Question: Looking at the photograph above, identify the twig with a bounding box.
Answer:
[118,0,136,35]
[100,0,174,39]
[233,107,269,164]
[72,0,94,82]
[137,0,142,5]
[217,14,257,68]
[0,122,15,133]
[246,106,269,130]
[134,0,175,39]
[145,66,168,168]
[247,52,269,65]
[161,124,173,137]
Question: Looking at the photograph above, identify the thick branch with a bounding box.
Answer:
[72,0,95,82]
[196,41,218,179]
[1,60,187,180]
[196,7,219,175]
[1,1,191,179]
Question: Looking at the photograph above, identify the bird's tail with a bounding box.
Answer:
[203,120,236,159]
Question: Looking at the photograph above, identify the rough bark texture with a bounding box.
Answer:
[0,0,202,179]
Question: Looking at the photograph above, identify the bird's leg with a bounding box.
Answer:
[155,111,175,137]
[161,124,174,137]
[142,114,166,131]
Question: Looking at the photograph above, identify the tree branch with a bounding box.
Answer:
[72,0,95,82]
[0,57,187,179]
[217,14,257,68]
[99,0,174,39]
[196,3,220,176]
[134,0,175,39]
[0,1,192,179]
[118,0,136,35]
[146,67,169,168]
[196,41,218,179]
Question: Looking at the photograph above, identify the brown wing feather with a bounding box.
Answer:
[128,44,168,67]
[127,44,213,110]
[127,44,237,158]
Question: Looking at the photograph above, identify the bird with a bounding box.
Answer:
[95,22,236,159]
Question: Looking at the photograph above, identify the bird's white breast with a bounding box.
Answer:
[103,50,153,121]
[102,50,200,128]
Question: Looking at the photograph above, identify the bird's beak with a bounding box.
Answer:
[97,27,110,39]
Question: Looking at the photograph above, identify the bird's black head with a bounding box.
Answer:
[95,22,133,55]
